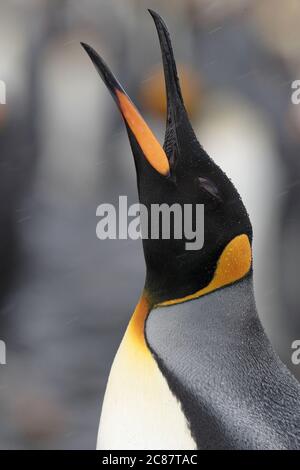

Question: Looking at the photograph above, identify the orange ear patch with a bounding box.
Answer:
[116,90,170,176]
[158,234,252,307]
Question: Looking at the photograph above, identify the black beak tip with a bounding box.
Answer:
[80,42,97,61]
[80,42,103,69]
[148,8,160,20]
[147,8,157,18]
[80,41,123,100]
[148,9,167,29]
[80,41,88,50]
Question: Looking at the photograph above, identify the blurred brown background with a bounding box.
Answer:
[0,0,300,449]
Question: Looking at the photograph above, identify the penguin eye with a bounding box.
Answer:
[196,177,222,202]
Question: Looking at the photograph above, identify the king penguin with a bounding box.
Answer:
[81,10,300,450]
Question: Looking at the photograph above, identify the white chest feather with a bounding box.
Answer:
[97,317,196,450]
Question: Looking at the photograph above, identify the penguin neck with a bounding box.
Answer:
[126,233,253,357]
[157,234,252,308]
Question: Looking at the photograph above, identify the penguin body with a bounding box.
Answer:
[82,10,300,450]
[147,276,300,450]
[98,297,196,450]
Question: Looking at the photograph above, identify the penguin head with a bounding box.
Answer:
[82,10,252,305]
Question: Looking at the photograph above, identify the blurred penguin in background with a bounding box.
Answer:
[251,0,300,372]
[0,0,146,450]
[0,2,43,313]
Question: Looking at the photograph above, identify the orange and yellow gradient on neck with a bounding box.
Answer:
[126,234,252,356]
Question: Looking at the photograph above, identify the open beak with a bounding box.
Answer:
[81,10,199,180]
[81,42,170,177]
